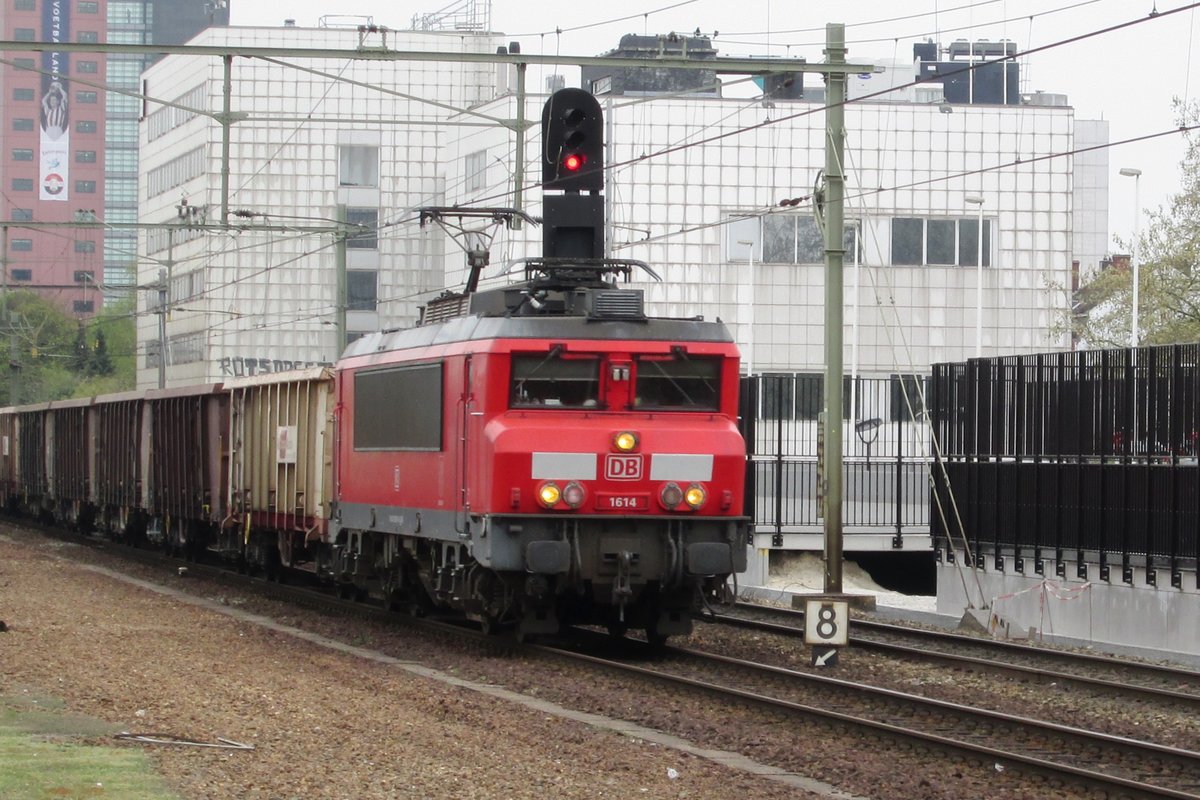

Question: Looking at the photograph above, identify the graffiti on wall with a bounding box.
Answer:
[217,357,332,377]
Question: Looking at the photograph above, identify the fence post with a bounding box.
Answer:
[773,376,784,547]
[893,402,903,548]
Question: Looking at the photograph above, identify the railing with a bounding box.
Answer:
[741,374,933,547]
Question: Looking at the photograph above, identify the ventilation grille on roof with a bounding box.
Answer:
[591,289,644,320]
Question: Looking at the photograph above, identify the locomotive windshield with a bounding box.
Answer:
[634,353,720,410]
[511,351,601,408]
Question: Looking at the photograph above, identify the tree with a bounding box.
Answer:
[0,291,79,406]
[91,329,113,377]
[1065,100,1200,348]
[71,297,135,399]
[0,291,136,406]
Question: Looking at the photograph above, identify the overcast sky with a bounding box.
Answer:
[229,1,1200,251]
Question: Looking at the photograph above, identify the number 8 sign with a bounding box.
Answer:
[804,600,849,646]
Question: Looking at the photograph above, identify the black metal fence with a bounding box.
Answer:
[930,345,1200,587]
[740,373,932,546]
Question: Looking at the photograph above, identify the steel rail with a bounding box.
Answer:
[539,634,1200,800]
[723,601,1200,703]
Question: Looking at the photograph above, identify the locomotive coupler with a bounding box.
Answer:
[612,550,634,617]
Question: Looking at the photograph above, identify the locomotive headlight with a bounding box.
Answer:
[538,482,561,508]
[562,481,587,509]
[659,482,684,509]
[684,484,707,510]
[614,431,639,452]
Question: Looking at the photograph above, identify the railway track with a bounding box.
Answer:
[543,632,1200,799]
[16,521,1199,798]
[714,601,1200,709]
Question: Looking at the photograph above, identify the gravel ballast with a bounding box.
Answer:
[0,529,840,800]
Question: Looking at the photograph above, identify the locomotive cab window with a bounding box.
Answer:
[511,348,600,408]
[634,352,720,410]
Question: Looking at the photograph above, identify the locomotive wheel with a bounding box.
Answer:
[514,624,536,645]
[479,614,500,636]
[645,625,669,649]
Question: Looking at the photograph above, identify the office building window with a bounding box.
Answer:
[75,150,97,163]
[108,30,145,44]
[13,58,35,71]
[74,269,95,282]
[79,0,99,11]
[11,239,33,252]
[464,150,487,192]
[14,28,35,41]
[104,179,137,203]
[345,207,378,249]
[11,208,33,222]
[726,212,859,264]
[77,30,99,43]
[11,269,33,281]
[107,94,138,115]
[75,180,97,193]
[76,91,98,103]
[77,61,99,74]
[11,178,33,191]
[73,300,95,314]
[106,150,137,172]
[75,241,96,254]
[15,0,37,10]
[75,120,97,133]
[347,270,378,311]
[107,119,137,141]
[146,147,205,198]
[13,118,35,131]
[107,0,144,23]
[12,88,34,101]
[339,145,379,187]
[12,148,34,161]
[890,216,991,267]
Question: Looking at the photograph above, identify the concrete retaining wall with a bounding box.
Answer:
[937,553,1199,660]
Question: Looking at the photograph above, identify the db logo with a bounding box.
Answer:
[604,453,643,481]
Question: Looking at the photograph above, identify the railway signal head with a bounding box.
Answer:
[541,88,603,192]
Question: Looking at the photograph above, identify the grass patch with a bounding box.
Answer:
[0,691,179,800]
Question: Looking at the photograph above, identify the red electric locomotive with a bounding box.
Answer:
[320,88,750,641]
[327,259,749,641]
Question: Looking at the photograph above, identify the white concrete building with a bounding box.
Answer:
[446,91,1107,377]
[137,26,1108,387]
[137,24,504,387]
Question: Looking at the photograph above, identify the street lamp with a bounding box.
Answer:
[1119,167,1142,348]
[965,195,985,357]
[737,238,755,376]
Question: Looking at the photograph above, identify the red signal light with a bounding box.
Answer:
[563,153,584,172]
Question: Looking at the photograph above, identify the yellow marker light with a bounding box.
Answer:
[684,484,707,510]
[660,482,683,509]
[538,482,561,508]
[614,431,639,452]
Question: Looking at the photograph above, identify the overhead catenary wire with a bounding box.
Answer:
[21,4,1199,360]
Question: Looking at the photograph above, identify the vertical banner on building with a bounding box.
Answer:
[39,0,70,202]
